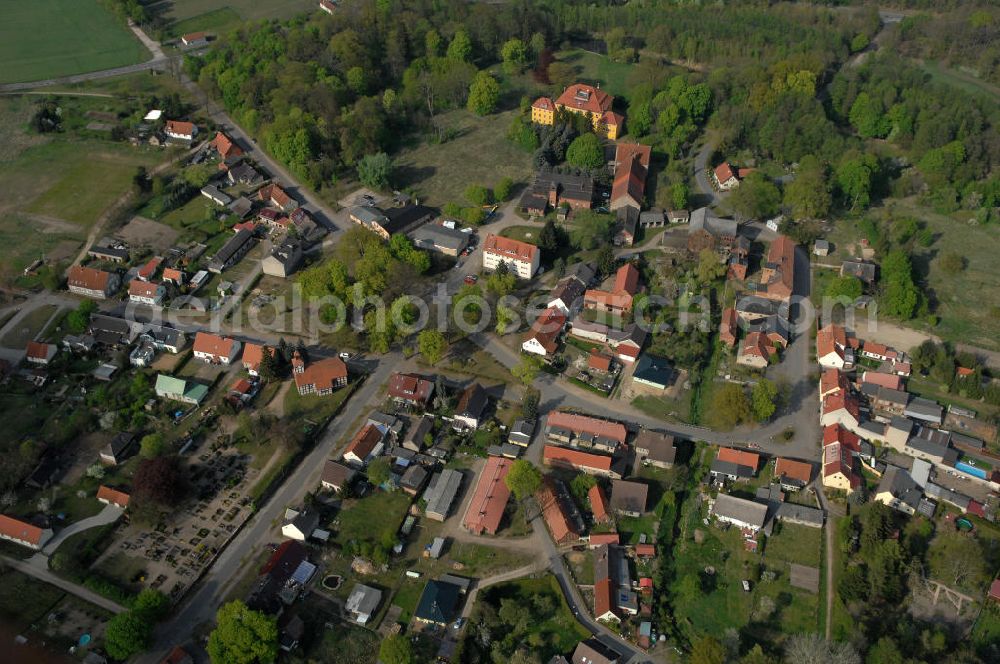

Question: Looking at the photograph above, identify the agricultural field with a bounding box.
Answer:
[1,1,148,84]
[156,0,317,39]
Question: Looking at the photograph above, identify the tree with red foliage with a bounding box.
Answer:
[133,456,186,508]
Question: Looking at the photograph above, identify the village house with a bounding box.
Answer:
[820,368,850,400]
[193,332,241,364]
[343,424,385,467]
[258,183,296,212]
[816,323,857,369]
[545,411,628,452]
[537,478,581,544]
[388,372,435,408]
[518,171,595,216]
[0,514,53,550]
[727,235,750,281]
[128,279,166,306]
[155,374,209,405]
[424,469,464,522]
[567,319,647,364]
[720,307,738,347]
[291,352,348,396]
[25,341,57,365]
[262,238,304,278]
[737,331,776,369]
[713,162,740,190]
[904,397,943,426]
[242,343,274,376]
[521,306,567,357]
[874,466,922,515]
[413,578,464,627]
[774,458,813,491]
[710,447,760,482]
[319,0,338,15]
[96,485,130,509]
[547,265,593,314]
[531,96,555,125]
[589,483,611,524]
[687,207,739,255]
[410,224,469,257]
[711,493,768,533]
[100,432,137,465]
[584,263,641,315]
[210,131,243,161]
[841,260,878,285]
[614,207,639,247]
[164,120,197,142]
[821,391,861,431]
[453,383,488,429]
[462,455,512,535]
[632,353,673,392]
[162,267,185,286]
[822,424,861,493]
[87,243,129,263]
[227,162,262,186]
[68,265,120,299]
[321,460,356,493]
[633,430,676,468]
[610,480,648,517]
[759,235,796,302]
[482,233,540,278]
[345,584,382,625]
[543,445,622,479]
[201,185,232,207]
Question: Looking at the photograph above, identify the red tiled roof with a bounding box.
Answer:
[821,368,849,396]
[765,236,795,300]
[233,221,257,233]
[182,31,207,42]
[162,268,184,282]
[817,324,848,361]
[863,341,890,357]
[97,485,130,507]
[589,484,610,522]
[259,183,292,208]
[537,480,578,543]
[231,378,253,394]
[990,579,1000,601]
[242,343,273,372]
[556,83,613,115]
[823,442,860,488]
[68,265,112,292]
[861,371,903,391]
[601,110,624,127]
[823,424,860,453]
[484,233,538,263]
[546,412,627,444]
[588,349,613,372]
[463,456,512,535]
[293,356,347,393]
[0,514,46,546]
[532,96,554,111]
[614,263,640,295]
[740,331,774,360]
[25,341,53,361]
[714,162,736,182]
[543,445,613,473]
[193,332,237,358]
[717,447,760,470]
[388,372,434,404]
[211,132,243,160]
[525,306,566,354]
[128,279,161,298]
[775,458,812,484]
[635,543,655,557]
[823,391,860,422]
[589,532,619,546]
[957,366,975,378]
[594,577,616,619]
[165,120,195,136]
[344,424,383,461]
[584,288,633,311]
[611,144,651,206]
[138,256,161,279]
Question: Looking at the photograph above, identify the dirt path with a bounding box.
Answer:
[265,381,292,417]
[853,318,1000,369]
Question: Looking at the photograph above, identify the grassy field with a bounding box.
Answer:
[827,200,1000,351]
[391,109,534,207]
[334,491,412,548]
[1,1,148,84]
[919,60,1000,102]
[0,304,60,348]
[162,7,243,39]
[764,522,822,568]
[555,49,637,99]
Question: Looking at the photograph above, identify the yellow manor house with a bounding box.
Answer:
[532,83,625,139]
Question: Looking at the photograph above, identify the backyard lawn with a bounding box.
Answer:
[554,49,638,99]
[0,304,60,348]
[764,522,822,568]
[0,569,66,630]
[1,1,148,84]
[334,491,412,550]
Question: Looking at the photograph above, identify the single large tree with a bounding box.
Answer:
[565,133,604,169]
[133,455,185,507]
[357,152,392,190]
[505,459,542,502]
[207,601,279,664]
[447,30,473,62]
[104,611,152,660]
[467,71,500,116]
[751,379,778,422]
[418,329,448,365]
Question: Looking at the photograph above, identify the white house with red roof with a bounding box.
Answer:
[25,341,57,365]
[821,391,861,431]
[522,307,567,357]
[193,332,241,364]
[0,514,52,550]
[164,120,197,141]
[128,279,166,306]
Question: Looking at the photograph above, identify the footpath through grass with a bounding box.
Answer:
[1,1,148,84]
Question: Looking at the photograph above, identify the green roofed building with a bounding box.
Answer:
[413,579,462,626]
[155,374,209,405]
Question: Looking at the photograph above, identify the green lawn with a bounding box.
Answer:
[283,381,357,422]
[161,0,317,24]
[296,617,380,664]
[1,1,148,84]
[631,394,692,424]
[390,108,534,206]
[0,304,59,347]
[617,513,659,545]
[334,491,412,549]
[919,60,1000,102]
[764,522,822,568]
[163,8,243,40]
[555,49,637,100]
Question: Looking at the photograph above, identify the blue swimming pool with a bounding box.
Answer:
[955,461,988,479]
